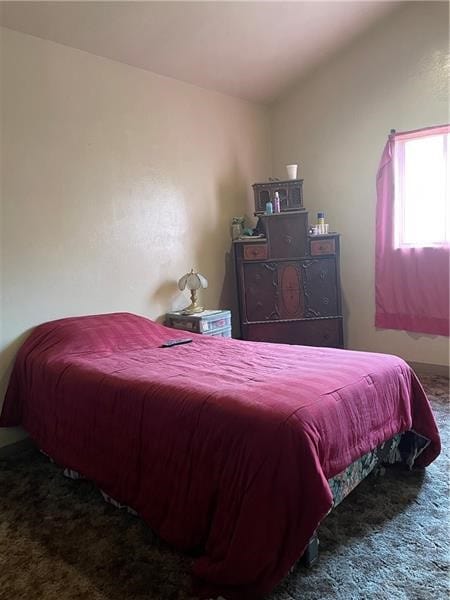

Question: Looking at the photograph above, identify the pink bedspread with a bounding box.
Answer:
[0,313,440,599]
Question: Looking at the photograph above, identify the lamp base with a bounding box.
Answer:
[181,288,204,315]
[181,303,204,315]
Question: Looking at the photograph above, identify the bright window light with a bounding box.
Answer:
[394,130,449,247]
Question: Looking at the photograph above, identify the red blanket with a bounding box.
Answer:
[0,313,440,599]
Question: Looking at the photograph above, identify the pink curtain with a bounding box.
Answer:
[375,126,450,336]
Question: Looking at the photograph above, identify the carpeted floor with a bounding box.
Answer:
[0,374,448,600]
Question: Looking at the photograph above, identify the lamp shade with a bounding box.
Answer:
[178,269,208,291]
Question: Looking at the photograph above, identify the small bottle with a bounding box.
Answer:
[265,200,273,215]
[317,211,325,234]
[273,192,281,213]
[232,222,242,240]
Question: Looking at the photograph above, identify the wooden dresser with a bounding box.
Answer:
[233,207,344,348]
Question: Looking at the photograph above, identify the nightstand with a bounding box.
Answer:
[165,309,232,338]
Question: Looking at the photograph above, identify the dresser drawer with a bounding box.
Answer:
[207,326,232,338]
[310,238,336,256]
[243,244,268,260]
[166,309,231,334]
[242,318,343,348]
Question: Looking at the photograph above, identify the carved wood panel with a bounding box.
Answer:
[278,263,304,319]
[265,212,308,259]
[243,262,279,322]
[301,258,338,318]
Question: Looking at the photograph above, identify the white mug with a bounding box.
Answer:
[286,164,298,180]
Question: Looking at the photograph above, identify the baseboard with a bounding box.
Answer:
[408,361,449,378]
[0,437,34,459]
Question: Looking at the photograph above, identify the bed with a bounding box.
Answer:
[0,312,440,599]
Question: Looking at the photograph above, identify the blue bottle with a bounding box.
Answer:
[265,200,273,215]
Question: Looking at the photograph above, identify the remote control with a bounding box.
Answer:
[160,338,193,347]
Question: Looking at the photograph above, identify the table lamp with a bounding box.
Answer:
[178,269,208,314]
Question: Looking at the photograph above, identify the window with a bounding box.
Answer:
[393,126,449,248]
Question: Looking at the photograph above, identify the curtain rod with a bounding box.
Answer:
[389,124,449,137]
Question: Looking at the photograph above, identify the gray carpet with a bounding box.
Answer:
[0,374,448,600]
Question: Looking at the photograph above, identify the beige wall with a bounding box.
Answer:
[271,2,449,366]
[0,27,271,447]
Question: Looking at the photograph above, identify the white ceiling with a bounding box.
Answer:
[0,1,398,104]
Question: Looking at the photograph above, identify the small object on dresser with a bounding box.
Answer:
[286,164,298,179]
[265,200,273,215]
[273,192,281,213]
[316,212,329,234]
[242,227,255,236]
[231,216,245,240]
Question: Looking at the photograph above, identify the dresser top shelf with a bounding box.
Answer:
[233,233,340,244]
[252,179,304,186]
[309,233,340,237]
[254,209,306,216]
[233,237,267,243]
